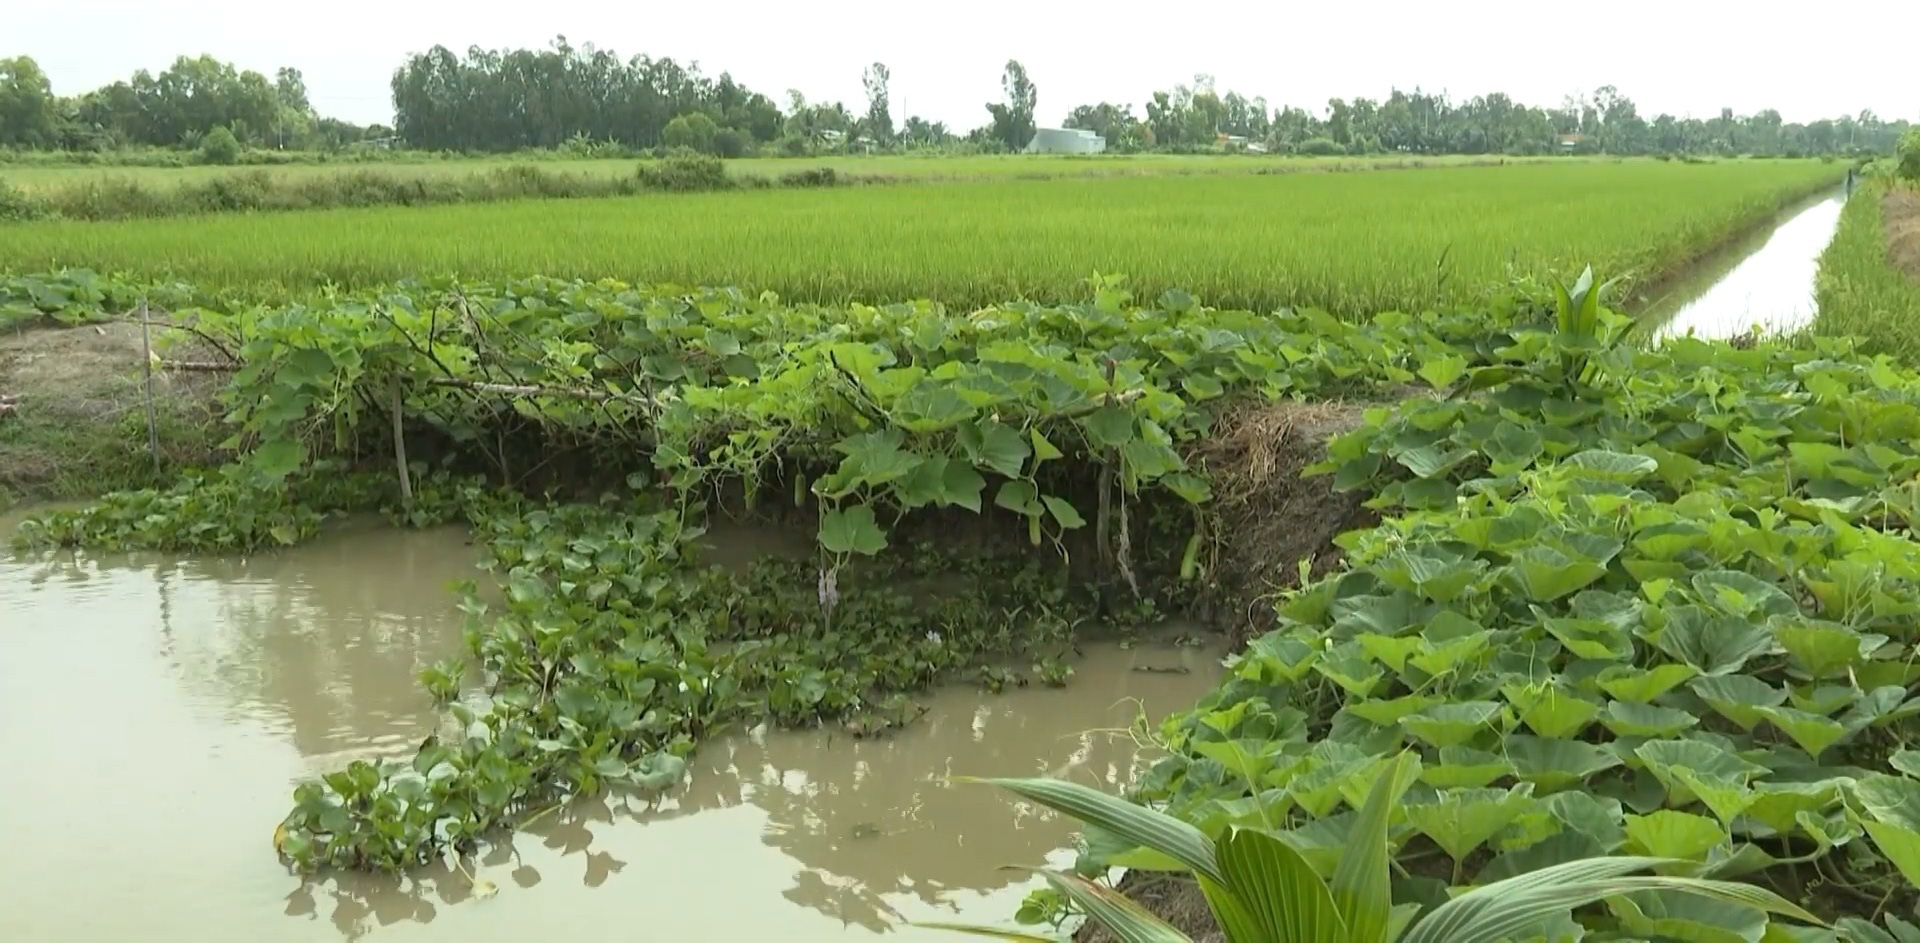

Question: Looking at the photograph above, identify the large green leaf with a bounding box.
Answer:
[1623,810,1728,861]
[1504,683,1602,739]
[1601,701,1698,738]
[1854,775,1920,887]
[1773,622,1866,680]
[1596,664,1699,703]
[1401,702,1505,748]
[1650,610,1774,676]
[819,503,888,555]
[1754,705,1847,759]
[1562,449,1658,484]
[1401,856,1821,943]
[1331,752,1419,943]
[1505,735,1623,792]
[1688,676,1786,731]
[1219,827,1349,943]
[1404,786,1538,865]
[1510,546,1610,603]
[975,777,1222,884]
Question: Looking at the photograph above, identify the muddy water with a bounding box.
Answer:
[0,520,1219,942]
[1644,191,1847,340]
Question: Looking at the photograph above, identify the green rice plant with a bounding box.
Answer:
[1815,181,1920,357]
[0,161,1843,314]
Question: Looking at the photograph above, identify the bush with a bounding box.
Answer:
[199,127,243,166]
[636,152,731,192]
[712,128,752,159]
[1297,137,1348,157]
[1898,129,1920,183]
[662,113,719,155]
[0,178,45,221]
[777,134,811,157]
[778,167,841,188]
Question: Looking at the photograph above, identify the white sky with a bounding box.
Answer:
[13,0,1919,131]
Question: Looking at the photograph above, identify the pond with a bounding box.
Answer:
[0,519,1220,941]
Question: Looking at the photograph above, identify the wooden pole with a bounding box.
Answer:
[139,301,161,473]
[390,373,413,506]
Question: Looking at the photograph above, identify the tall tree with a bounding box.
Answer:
[861,62,893,144]
[0,56,58,147]
[985,60,1037,151]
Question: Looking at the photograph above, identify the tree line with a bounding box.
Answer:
[1067,77,1912,158]
[0,42,1910,159]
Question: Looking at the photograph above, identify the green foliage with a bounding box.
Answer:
[0,268,194,329]
[198,126,243,165]
[662,113,719,155]
[934,762,1817,943]
[1897,129,1920,183]
[1120,303,1920,933]
[636,151,731,191]
[1296,137,1347,157]
[1815,181,1920,358]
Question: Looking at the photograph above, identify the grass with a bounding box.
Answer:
[0,152,1555,194]
[1815,180,1920,356]
[0,160,1845,314]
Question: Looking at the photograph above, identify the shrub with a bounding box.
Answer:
[199,127,243,166]
[0,178,45,221]
[1297,137,1348,157]
[777,133,811,157]
[712,127,751,159]
[661,113,719,155]
[636,152,731,192]
[778,167,841,188]
[1898,128,1920,183]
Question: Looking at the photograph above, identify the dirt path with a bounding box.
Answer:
[0,320,223,507]
[1885,186,1920,281]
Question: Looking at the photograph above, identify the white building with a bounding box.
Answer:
[1025,128,1107,155]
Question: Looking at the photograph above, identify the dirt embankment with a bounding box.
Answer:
[0,320,223,506]
[1885,186,1920,281]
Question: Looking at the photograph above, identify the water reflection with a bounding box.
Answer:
[306,647,1217,940]
[1648,192,1847,340]
[0,518,1218,942]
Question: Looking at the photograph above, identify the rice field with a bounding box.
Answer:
[0,159,1845,313]
[0,151,1545,194]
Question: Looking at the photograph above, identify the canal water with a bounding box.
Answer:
[0,519,1219,942]
[1642,190,1848,340]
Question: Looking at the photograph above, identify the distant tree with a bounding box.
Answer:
[199,125,243,164]
[985,60,1037,151]
[713,126,751,158]
[861,62,893,145]
[901,115,953,148]
[1063,102,1141,151]
[0,56,59,147]
[663,112,719,154]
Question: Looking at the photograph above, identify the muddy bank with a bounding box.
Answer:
[1885,186,1920,280]
[1185,399,1370,640]
[0,319,222,506]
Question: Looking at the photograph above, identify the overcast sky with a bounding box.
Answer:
[14,0,1919,130]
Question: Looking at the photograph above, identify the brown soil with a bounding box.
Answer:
[1884,187,1920,281]
[0,320,224,503]
[1077,872,1221,943]
[1184,398,1373,643]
